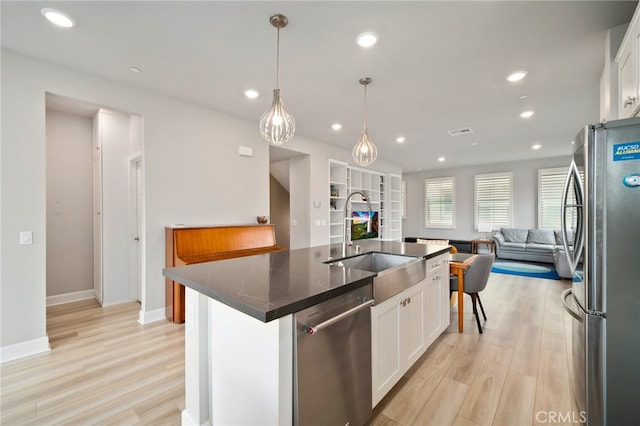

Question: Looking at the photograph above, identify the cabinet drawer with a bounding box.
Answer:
[426,257,442,274]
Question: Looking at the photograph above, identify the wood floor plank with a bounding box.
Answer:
[508,323,542,378]
[412,377,469,426]
[381,346,452,424]
[533,350,574,426]
[492,370,537,426]
[457,344,514,426]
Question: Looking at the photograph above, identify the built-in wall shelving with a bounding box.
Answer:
[329,160,349,244]
[328,159,402,243]
[389,174,402,242]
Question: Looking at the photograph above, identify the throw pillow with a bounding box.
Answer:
[501,228,529,243]
[527,229,556,245]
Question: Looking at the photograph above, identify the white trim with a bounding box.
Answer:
[46,290,95,307]
[0,337,51,364]
[182,409,211,426]
[137,307,166,325]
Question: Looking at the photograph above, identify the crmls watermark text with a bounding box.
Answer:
[535,411,587,423]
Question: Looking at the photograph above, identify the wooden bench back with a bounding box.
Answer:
[165,224,285,322]
[173,225,284,264]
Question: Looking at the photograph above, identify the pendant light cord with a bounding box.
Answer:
[276,27,280,89]
[363,84,367,129]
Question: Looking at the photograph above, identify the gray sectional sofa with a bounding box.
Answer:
[491,228,573,264]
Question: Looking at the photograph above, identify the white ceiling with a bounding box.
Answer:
[2,1,637,172]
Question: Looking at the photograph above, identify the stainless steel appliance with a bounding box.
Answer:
[294,284,373,425]
[561,117,640,425]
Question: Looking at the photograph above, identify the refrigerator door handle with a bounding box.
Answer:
[562,288,583,322]
[561,160,584,274]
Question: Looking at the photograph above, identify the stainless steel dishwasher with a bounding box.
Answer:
[294,283,374,426]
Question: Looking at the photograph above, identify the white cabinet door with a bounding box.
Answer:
[371,291,402,407]
[616,7,640,118]
[617,40,638,118]
[371,279,427,407]
[424,253,450,347]
[425,271,444,348]
[403,280,427,368]
[441,258,451,331]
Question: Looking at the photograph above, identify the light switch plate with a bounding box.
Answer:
[20,231,33,245]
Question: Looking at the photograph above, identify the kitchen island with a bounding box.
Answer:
[163,240,450,425]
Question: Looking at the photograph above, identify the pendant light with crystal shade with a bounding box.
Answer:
[260,14,295,145]
[352,77,377,166]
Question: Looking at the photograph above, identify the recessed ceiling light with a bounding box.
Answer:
[331,123,342,131]
[520,110,535,118]
[532,144,542,150]
[571,140,575,144]
[41,8,76,28]
[129,67,142,73]
[396,136,406,143]
[356,32,378,48]
[507,71,527,82]
[438,157,446,162]
[470,142,479,146]
[244,89,259,99]
[519,94,529,99]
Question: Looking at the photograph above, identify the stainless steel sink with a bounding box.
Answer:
[326,252,425,302]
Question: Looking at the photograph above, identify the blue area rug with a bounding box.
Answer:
[491,260,560,280]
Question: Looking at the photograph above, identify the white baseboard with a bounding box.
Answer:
[0,337,51,364]
[46,290,95,307]
[138,307,166,325]
[182,409,210,426]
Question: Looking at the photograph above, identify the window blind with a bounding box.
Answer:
[538,167,583,229]
[424,177,455,228]
[474,172,512,228]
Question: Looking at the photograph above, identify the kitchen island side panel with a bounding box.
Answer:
[209,297,293,425]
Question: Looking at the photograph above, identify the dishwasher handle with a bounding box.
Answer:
[304,299,374,335]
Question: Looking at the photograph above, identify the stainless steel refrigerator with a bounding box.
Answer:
[561,117,640,425]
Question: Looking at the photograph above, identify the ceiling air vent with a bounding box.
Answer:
[448,127,474,136]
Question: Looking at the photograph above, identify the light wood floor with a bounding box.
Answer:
[1,273,575,426]
[0,300,185,425]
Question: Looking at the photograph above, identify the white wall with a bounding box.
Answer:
[45,110,94,297]
[402,156,572,241]
[1,49,402,360]
[1,50,269,357]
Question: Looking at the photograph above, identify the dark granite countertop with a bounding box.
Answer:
[162,240,450,322]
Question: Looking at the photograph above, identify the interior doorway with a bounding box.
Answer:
[45,94,143,311]
[269,146,310,250]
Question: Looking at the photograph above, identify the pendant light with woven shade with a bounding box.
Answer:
[259,14,295,145]
[352,77,377,166]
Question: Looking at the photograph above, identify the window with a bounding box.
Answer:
[538,167,583,229]
[474,172,512,229]
[424,177,455,228]
[538,167,567,229]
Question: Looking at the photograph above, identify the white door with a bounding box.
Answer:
[136,161,143,301]
[129,157,143,302]
[93,113,103,304]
